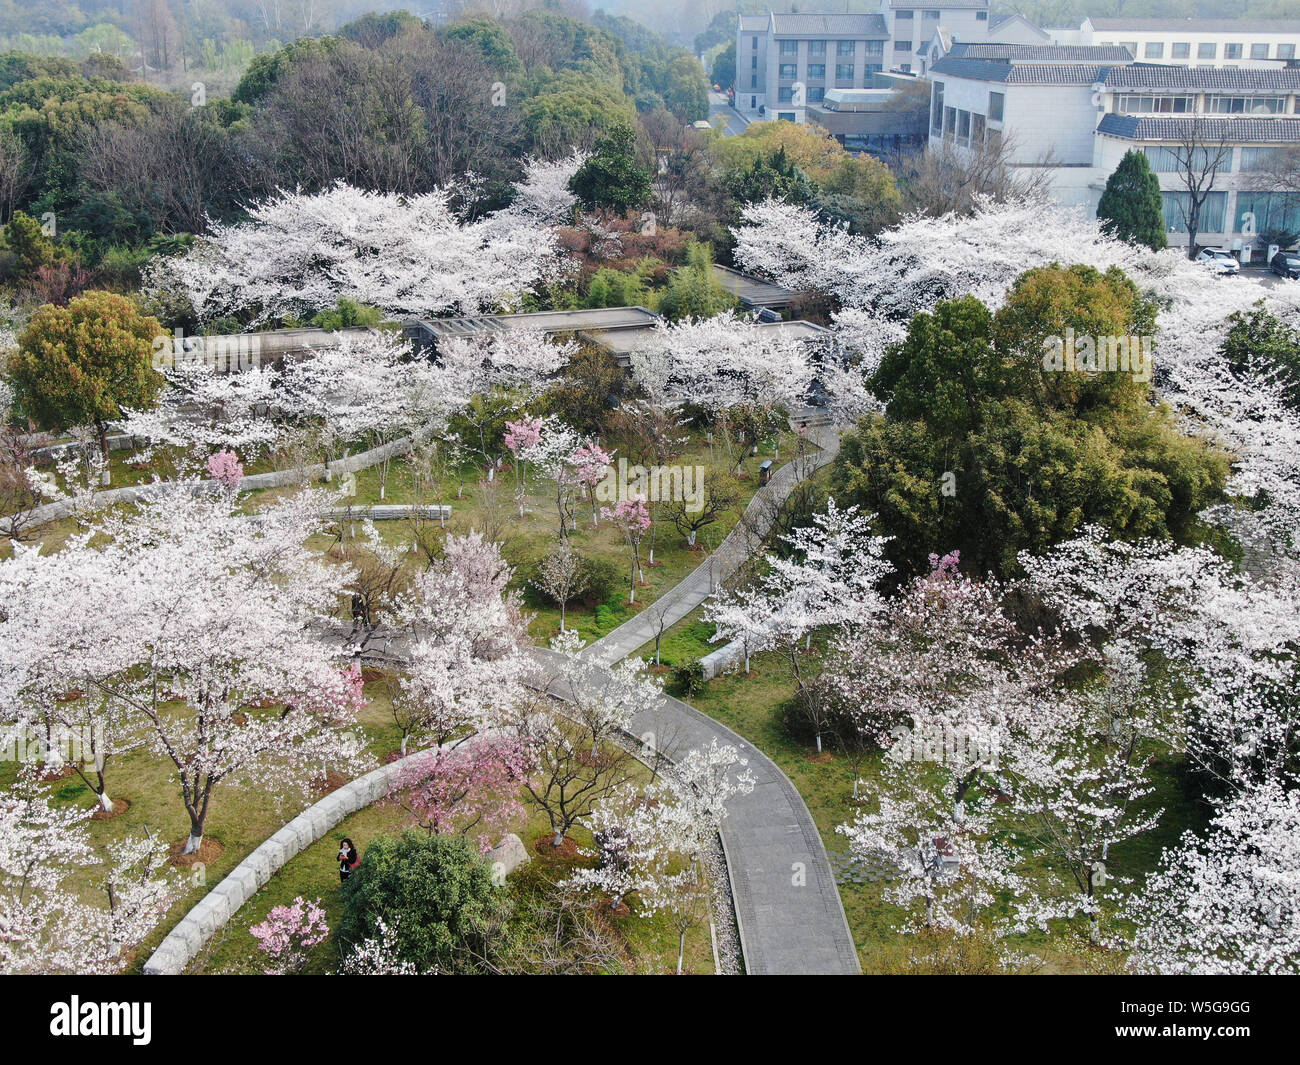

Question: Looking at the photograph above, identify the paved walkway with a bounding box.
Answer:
[567,414,859,974]
[582,421,840,666]
[530,644,859,973]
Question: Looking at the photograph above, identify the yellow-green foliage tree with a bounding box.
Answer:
[7,290,165,483]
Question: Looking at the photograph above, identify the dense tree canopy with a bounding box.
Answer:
[834,264,1229,577]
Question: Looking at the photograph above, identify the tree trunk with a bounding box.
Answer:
[96,421,111,485]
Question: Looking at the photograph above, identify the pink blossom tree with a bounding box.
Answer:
[602,497,652,603]
[503,416,542,517]
[250,896,329,974]
[570,440,614,527]
[395,737,531,853]
[207,449,244,491]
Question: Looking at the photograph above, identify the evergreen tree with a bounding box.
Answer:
[568,124,653,214]
[1097,150,1168,251]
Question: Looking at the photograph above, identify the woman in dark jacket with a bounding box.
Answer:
[339,838,359,883]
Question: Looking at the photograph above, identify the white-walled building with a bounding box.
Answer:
[1071,18,1300,67]
[736,3,993,119]
[929,49,1300,249]
[735,12,891,120]
[917,13,1049,75]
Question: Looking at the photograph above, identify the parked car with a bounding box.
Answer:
[1271,251,1300,278]
[1196,248,1241,274]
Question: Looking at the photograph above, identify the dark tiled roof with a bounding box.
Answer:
[1097,113,1300,142]
[1088,17,1300,33]
[930,57,1115,84]
[770,13,888,36]
[947,42,1135,61]
[1103,64,1300,91]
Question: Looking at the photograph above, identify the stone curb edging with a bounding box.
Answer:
[142,744,436,976]
[11,432,422,531]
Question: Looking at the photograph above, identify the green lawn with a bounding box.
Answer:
[684,644,1205,973]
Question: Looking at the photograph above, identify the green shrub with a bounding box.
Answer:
[579,554,622,605]
[339,830,508,974]
[671,660,706,697]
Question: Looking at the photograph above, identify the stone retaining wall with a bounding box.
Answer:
[142,749,426,976]
[12,433,420,530]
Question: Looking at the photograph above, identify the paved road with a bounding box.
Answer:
[582,422,840,666]
[709,90,750,137]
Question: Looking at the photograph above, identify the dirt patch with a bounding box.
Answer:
[534,834,580,861]
[807,752,835,765]
[54,689,84,702]
[90,796,132,821]
[168,837,225,867]
[38,764,78,783]
[312,770,349,797]
[360,668,390,684]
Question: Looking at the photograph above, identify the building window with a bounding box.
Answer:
[956,109,971,146]
[808,86,825,103]
[895,40,913,52]
[751,55,757,69]
[866,39,885,55]
[1281,44,1296,59]
[1146,145,1233,174]
[1115,94,1194,114]
[1198,42,1217,59]
[838,40,856,56]
[1237,191,1300,234]
[988,90,1004,121]
[1163,190,1227,233]
[971,112,986,145]
[1225,43,1243,60]
[1241,146,1285,170]
[1208,95,1286,114]
[1145,42,1164,59]
[943,105,956,140]
[778,87,794,103]
[1172,42,1190,59]
[751,37,757,50]
[778,112,796,122]
[1120,41,1138,56]
[809,40,827,57]
[780,63,797,79]
[750,74,757,88]
[932,80,945,134]
[865,64,883,74]
[976,11,987,19]
[836,63,855,81]
[924,9,941,18]
[808,64,826,79]
[896,9,914,18]
[1252,43,1270,60]
[780,40,798,56]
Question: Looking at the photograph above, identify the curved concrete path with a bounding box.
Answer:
[571,414,859,974]
[582,420,841,666]
[531,644,859,975]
